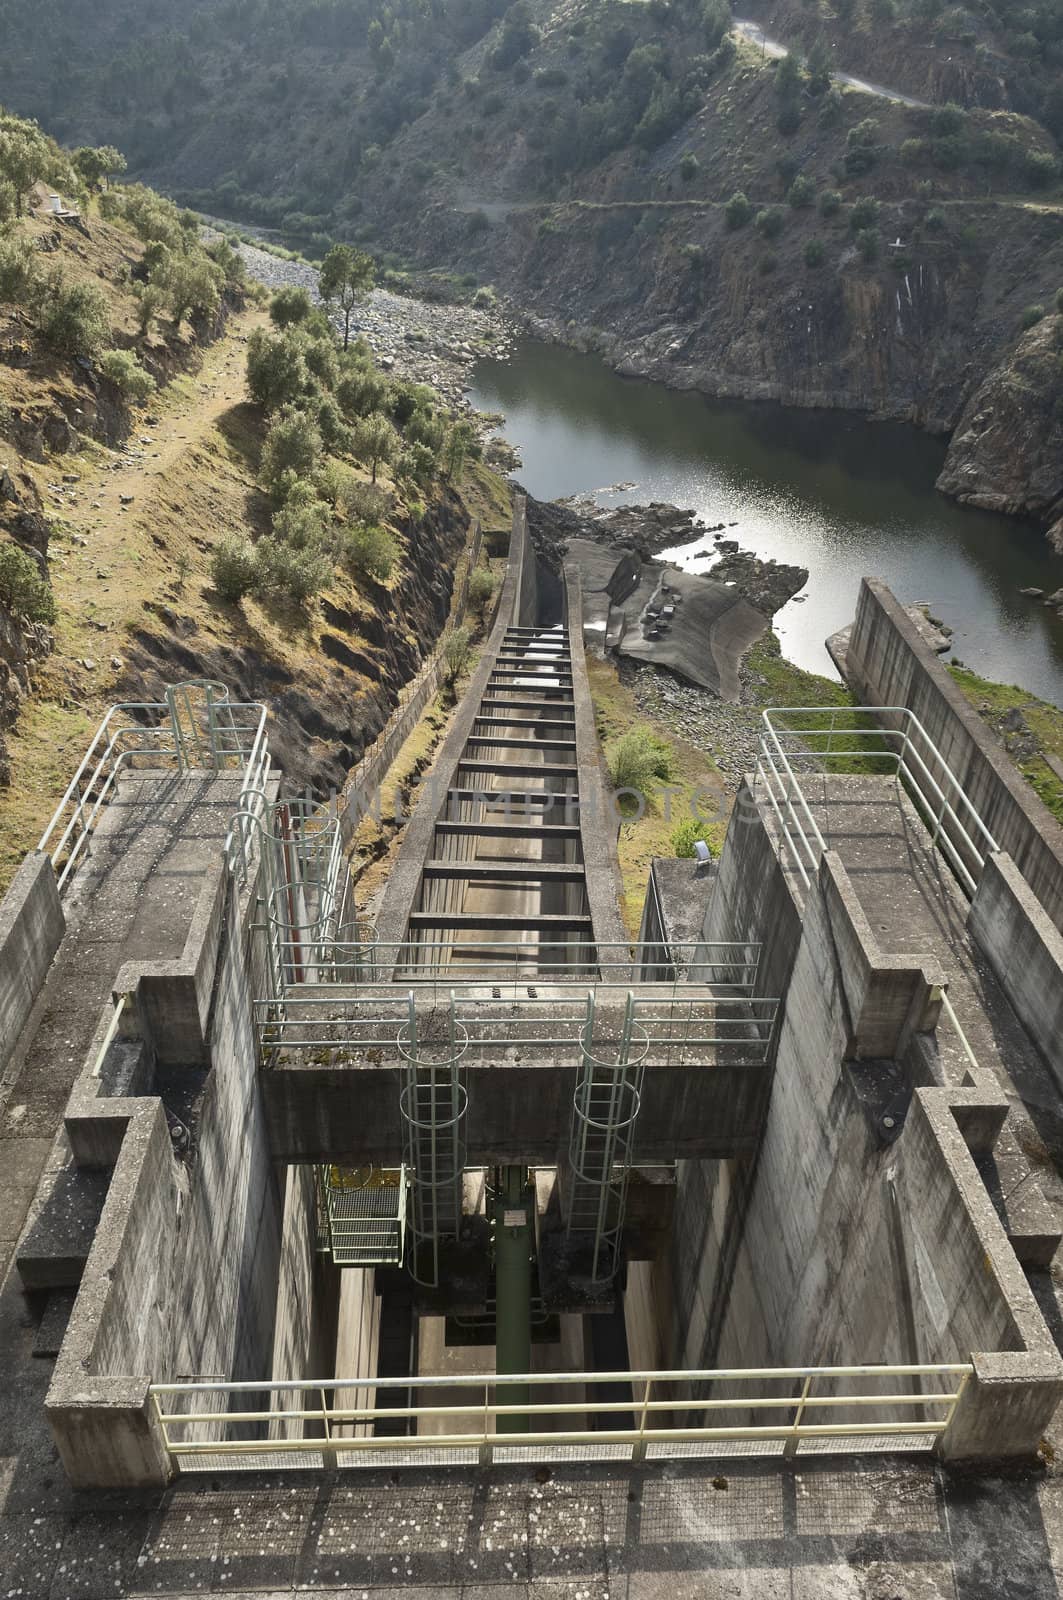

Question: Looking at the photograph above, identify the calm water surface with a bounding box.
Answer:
[470,339,1063,705]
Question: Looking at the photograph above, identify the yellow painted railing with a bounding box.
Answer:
[150,1362,972,1470]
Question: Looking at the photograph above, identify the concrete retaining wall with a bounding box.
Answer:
[48,852,285,1488]
[844,578,1063,926]
[672,832,1063,1457]
[968,851,1063,1092]
[0,851,63,1073]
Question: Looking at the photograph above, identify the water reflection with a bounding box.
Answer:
[470,338,1063,705]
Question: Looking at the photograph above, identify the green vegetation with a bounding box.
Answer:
[949,663,1063,822]
[98,348,156,402]
[468,563,496,623]
[442,624,473,688]
[0,542,56,624]
[228,281,479,607]
[671,816,717,858]
[607,725,678,814]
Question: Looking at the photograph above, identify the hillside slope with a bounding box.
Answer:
[1,0,1061,538]
[0,128,510,886]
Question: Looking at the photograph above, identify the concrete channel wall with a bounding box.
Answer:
[843,577,1063,928]
[0,851,64,1075]
[968,851,1063,1093]
[338,518,486,847]
[672,798,1063,1459]
[47,848,285,1488]
[373,495,535,953]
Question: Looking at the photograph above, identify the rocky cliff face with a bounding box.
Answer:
[935,316,1063,545]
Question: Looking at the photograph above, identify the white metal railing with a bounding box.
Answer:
[755,706,1000,897]
[149,1361,972,1470]
[265,938,763,991]
[39,684,268,893]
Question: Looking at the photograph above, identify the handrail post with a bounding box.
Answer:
[784,1374,813,1460]
[479,1380,492,1466]
[632,1377,653,1463]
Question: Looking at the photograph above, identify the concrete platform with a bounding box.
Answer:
[766,772,1063,1291]
[0,772,247,1289]
[568,538,768,701]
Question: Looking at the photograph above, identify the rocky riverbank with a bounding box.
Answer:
[527,492,808,618]
[233,240,511,413]
[620,657,766,792]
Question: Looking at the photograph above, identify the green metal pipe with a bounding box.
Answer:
[494,1164,532,1433]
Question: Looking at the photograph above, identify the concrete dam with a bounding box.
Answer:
[3,496,1063,1528]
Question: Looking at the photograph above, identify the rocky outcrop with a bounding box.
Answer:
[936,317,1063,530]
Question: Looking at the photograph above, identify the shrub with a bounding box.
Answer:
[754,207,784,239]
[246,326,310,410]
[261,406,323,497]
[152,252,223,327]
[679,152,700,182]
[345,480,393,523]
[442,624,472,687]
[788,174,815,208]
[777,103,801,137]
[0,179,16,228]
[849,196,881,232]
[1021,304,1046,329]
[725,190,753,229]
[672,817,716,858]
[819,189,843,218]
[1057,288,1063,314]
[272,490,330,548]
[353,411,400,482]
[804,237,826,267]
[0,235,40,303]
[269,285,314,326]
[211,535,257,602]
[98,348,156,403]
[337,364,388,419]
[344,522,397,581]
[1026,150,1060,189]
[317,396,349,454]
[37,277,109,357]
[607,726,676,803]
[0,541,56,624]
[131,281,163,335]
[253,535,332,604]
[315,457,359,510]
[925,207,946,232]
[468,564,496,622]
[855,228,880,262]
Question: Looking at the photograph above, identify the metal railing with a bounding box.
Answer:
[315,1165,408,1266]
[149,1361,972,1471]
[39,683,269,893]
[755,706,1000,897]
[266,937,763,992]
[255,987,779,1068]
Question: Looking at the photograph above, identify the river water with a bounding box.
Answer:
[469,337,1063,704]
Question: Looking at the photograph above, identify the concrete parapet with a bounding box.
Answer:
[0,850,64,1071]
[818,851,945,1058]
[968,850,1063,1093]
[563,559,628,960]
[114,853,228,1068]
[45,1099,180,1488]
[842,577,1063,927]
